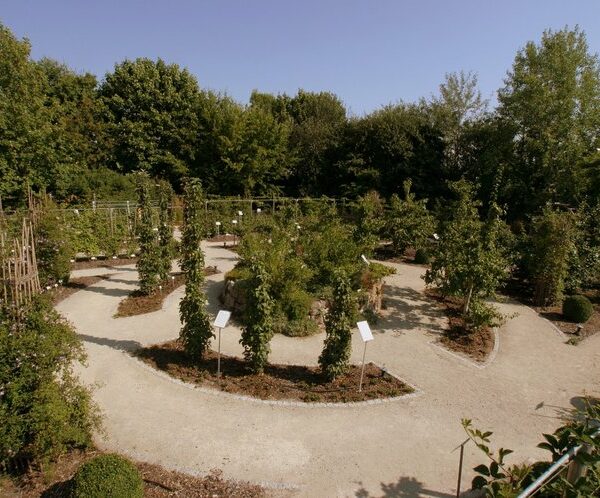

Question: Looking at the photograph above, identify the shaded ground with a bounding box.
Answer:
[50,275,111,305]
[136,340,412,403]
[0,449,267,498]
[71,256,138,270]
[425,289,495,363]
[115,267,218,317]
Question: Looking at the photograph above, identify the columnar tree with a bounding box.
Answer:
[385,179,435,256]
[157,180,173,283]
[179,179,213,358]
[135,176,160,295]
[424,180,510,316]
[240,260,274,373]
[319,271,356,381]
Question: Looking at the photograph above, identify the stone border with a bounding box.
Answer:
[428,327,499,370]
[126,353,423,408]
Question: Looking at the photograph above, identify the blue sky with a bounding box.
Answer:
[2,1,599,115]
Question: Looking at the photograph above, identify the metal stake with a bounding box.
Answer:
[359,341,368,392]
[217,326,222,377]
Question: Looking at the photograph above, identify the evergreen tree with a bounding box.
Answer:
[135,176,160,295]
[240,260,274,373]
[319,271,356,381]
[179,179,213,358]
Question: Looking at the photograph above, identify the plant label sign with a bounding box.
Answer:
[357,321,373,342]
[214,310,231,329]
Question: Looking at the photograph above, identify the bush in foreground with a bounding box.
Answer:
[71,454,143,498]
[562,295,593,323]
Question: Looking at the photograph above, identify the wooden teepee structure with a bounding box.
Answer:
[1,218,41,308]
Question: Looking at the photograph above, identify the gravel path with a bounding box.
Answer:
[56,242,600,497]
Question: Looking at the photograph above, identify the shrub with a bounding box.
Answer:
[283,289,313,321]
[562,295,593,323]
[414,248,430,264]
[71,454,143,498]
[284,318,319,337]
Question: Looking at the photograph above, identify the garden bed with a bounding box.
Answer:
[425,289,495,363]
[70,256,139,270]
[0,449,266,498]
[135,340,413,403]
[50,275,111,305]
[115,267,219,318]
[535,292,599,343]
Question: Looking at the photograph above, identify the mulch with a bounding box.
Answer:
[70,256,138,270]
[135,340,413,403]
[50,276,111,305]
[425,289,495,363]
[115,267,219,318]
[207,234,237,243]
[0,449,266,498]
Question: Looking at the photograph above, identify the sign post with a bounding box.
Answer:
[231,219,237,246]
[213,310,231,377]
[357,321,374,392]
[215,221,221,237]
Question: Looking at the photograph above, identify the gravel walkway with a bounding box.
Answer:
[56,242,600,497]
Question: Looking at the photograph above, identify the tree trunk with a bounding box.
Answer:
[464,283,474,315]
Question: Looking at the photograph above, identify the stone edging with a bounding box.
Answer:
[126,353,423,408]
[428,327,500,370]
[526,306,567,340]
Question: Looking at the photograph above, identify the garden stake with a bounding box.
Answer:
[217,326,222,377]
[359,341,367,392]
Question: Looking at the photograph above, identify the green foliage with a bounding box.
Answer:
[135,176,160,295]
[463,399,600,497]
[414,248,430,264]
[157,180,174,283]
[319,271,356,381]
[527,208,576,306]
[71,454,143,498]
[34,196,72,286]
[424,180,512,316]
[352,191,385,255]
[562,295,593,323]
[566,203,600,293]
[240,260,274,373]
[179,179,213,359]
[0,297,98,467]
[385,180,436,255]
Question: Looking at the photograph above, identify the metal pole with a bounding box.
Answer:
[359,342,368,392]
[456,442,465,498]
[217,327,222,377]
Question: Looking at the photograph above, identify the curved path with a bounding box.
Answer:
[58,243,600,497]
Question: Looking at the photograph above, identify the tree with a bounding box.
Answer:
[385,179,435,256]
[498,27,600,219]
[100,58,201,187]
[240,260,274,373]
[179,179,213,358]
[424,180,511,316]
[319,271,356,381]
[135,176,160,295]
[352,191,385,255]
[156,180,174,283]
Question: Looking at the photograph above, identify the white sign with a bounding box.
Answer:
[256,208,262,213]
[214,310,231,329]
[361,254,370,265]
[238,210,243,216]
[215,221,221,226]
[357,321,374,342]
[232,219,237,224]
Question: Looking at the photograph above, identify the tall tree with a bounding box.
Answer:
[179,179,213,358]
[498,27,600,218]
[157,180,174,283]
[136,176,160,295]
[100,58,201,187]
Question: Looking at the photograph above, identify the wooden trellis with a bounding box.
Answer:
[1,219,40,308]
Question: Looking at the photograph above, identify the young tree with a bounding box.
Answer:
[424,180,511,315]
[353,190,385,255]
[240,260,274,373]
[385,179,435,256]
[156,180,174,283]
[135,176,160,295]
[179,179,213,358]
[319,271,356,381]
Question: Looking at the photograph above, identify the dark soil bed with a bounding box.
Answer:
[373,244,427,266]
[0,449,266,498]
[207,234,237,243]
[135,340,413,403]
[70,256,138,270]
[115,267,219,318]
[50,275,110,305]
[425,289,495,363]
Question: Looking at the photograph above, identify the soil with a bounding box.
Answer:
[373,245,428,266]
[135,340,413,403]
[425,289,495,363]
[50,276,111,305]
[0,449,267,498]
[71,256,138,270]
[115,267,219,318]
[207,234,237,243]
